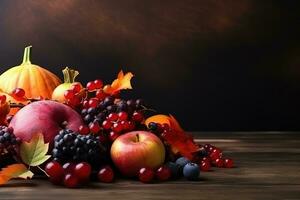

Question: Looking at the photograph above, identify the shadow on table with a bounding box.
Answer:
[1,182,38,188]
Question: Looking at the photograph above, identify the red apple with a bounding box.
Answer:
[9,100,84,146]
[110,131,165,177]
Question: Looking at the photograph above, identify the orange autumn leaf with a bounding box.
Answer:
[145,114,171,127]
[0,164,33,185]
[145,114,184,132]
[104,70,134,95]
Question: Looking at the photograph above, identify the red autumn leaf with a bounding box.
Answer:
[169,114,184,132]
[0,164,33,185]
[163,130,199,161]
[145,114,199,160]
[103,70,134,95]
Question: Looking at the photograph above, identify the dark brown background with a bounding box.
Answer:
[0,0,299,131]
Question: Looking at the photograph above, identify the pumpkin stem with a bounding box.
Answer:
[21,46,32,65]
[62,67,79,83]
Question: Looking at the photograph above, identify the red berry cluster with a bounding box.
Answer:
[45,161,115,188]
[79,108,145,143]
[102,111,143,142]
[64,83,85,107]
[63,78,149,145]
[138,165,172,183]
[199,144,234,171]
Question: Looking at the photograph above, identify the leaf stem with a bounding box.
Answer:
[140,105,157,113]
[37,165,49,177]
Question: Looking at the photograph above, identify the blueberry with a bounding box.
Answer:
[54,134,62,141]
[183,163,200,181]
[106,105,117,112]
[65,129,73,133]
[148,122,158,131]
[74,138,83,147]
[0,136,4,143]
[59,130,66,135]
[197,147,208,157]
[166,162,181,178]
[86,139,93,145]
[103,96,114,106]
[63,134,72,142]
[62,146,68,153]
[52,148,62,158]
[84,114,93,123]
[175,157,191,169]
[81,109,87,115]
[3,132,11,140]
[117,102,127,112]
[96,112,106,121]
[87,107,97,115]
[10,138,16,144]
[126,99,136,108]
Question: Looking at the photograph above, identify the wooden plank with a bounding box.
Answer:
[0,132,299,200]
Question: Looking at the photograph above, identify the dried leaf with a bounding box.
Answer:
[0,164,33,185]
[104,70,134,94]
[20,133,51,167]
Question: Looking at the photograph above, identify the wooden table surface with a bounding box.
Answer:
[1,132,299,200]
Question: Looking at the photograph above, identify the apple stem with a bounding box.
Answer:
[135,134,139,142]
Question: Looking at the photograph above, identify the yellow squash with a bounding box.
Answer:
[0,46,61,99]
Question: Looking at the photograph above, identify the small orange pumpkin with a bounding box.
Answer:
[0,46,61,99]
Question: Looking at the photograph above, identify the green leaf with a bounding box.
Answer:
[18,169,34,179]
[20,133,51,166]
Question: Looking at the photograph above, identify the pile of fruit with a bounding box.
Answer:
[0,46,233,188]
